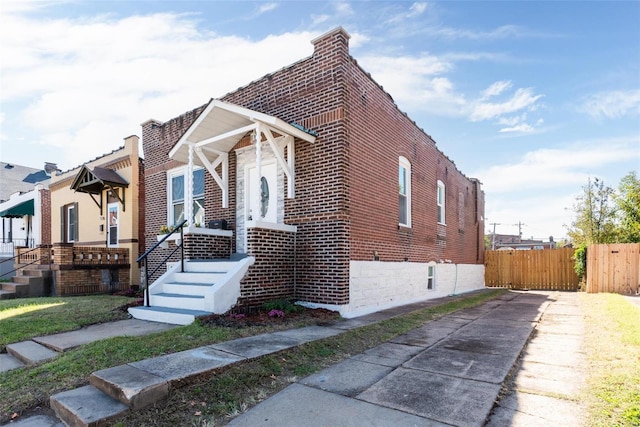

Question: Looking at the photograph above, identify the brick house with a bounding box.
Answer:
[48,135,145,295]
[132,27,485,324]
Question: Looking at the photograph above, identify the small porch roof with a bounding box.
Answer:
[70,166,129,195]
[169,99,316,163]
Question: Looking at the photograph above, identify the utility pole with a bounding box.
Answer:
[489,222,501,250]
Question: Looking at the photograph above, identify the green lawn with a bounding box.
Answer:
[0,295,135,352]
[582,293,640,426]
[0,290,507,423]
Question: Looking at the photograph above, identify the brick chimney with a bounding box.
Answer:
[311,27,351,66]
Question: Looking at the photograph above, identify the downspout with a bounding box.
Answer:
[450,263,458,296]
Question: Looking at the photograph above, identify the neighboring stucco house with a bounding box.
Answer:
[0,162,55,255]
[132,28,485,324]
[48,135,145,294]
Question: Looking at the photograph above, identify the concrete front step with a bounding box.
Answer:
[183,260,238,272]
[0,289,16,299]
[50,385,129,427]
[151,292,206,311]
[7,341,59,365]
[173,271,226,283]
[128,306,212,325]
[163,281,215,296]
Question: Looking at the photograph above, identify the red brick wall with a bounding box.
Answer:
[344,56,485,265]
[140,28,484,308]
[39,188,51,245]
[137,158,145,258]
[53,268,129,296]
[183,234,232,259]
[240,227,296,306]
[222,28,352,306]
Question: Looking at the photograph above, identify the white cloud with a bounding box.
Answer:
[358,54,468,115]
[481,81,512,100]
[499,123,534,133]
[386,2,429,24]
[472,137,640,194]
[427,24,523,40]
[408,3,428,17]
[257,3,279,15]
[581,89,640,119]
[0,9,318,168]
[471,87,543,122]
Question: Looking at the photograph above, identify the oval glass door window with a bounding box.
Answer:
[260,176,269,218]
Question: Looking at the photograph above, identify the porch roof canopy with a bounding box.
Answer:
[168,99,316,210]
[70,166,129,195]
[70,165,129,213]
[169,99,316,164]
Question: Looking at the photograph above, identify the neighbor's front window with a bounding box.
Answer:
[399,156,411,227]
[169,167,205,226]
[66,203,77,243]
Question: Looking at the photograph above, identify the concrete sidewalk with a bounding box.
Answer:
[227,291,558,427]
[0,319,176,373]
[4,290,587,427]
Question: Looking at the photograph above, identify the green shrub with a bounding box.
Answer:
[574,245,587,280]
[261,299,303,314]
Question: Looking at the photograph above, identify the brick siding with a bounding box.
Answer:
[140,27,484,309]
[39,188,51,245]
[240,227,296,306]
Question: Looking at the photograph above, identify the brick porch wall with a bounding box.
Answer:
[50,243,130,296]
[239,227,296,307]
[183,233,232,260]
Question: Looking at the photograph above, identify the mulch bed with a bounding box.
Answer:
[198,307,339,328]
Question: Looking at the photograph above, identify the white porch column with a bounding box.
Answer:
[186,144,194,226]
[254,124,262,220]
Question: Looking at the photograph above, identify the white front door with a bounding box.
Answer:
[246,162,277,223]
[107,202,119,247]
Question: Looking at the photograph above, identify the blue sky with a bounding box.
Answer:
[1,1,639,241]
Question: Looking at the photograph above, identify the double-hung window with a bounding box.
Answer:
[437,180,446,224]
[61,203,78,243]
[399,157,411,227]
[168,167,205,226]
[427,265,435,290]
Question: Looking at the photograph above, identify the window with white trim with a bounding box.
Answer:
[437,180,446,224]
[427,265,435,290]
[64,203,78,243]
[168,167,205,226]
[399,156,411,227]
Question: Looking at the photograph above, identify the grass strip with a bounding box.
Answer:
[0,296,134,351]
[115,289,507,426]
[2,289,505,423]
[582,293,640,427]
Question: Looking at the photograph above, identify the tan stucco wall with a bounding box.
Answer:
[50,135,142,286]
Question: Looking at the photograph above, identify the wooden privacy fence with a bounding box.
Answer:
[485,248,579,291]
[586,243,640,294]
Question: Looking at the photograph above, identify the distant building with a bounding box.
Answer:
[488,233,555,250]
[0,161,56,251]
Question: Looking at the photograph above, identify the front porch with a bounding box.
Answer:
[0,244,130,298]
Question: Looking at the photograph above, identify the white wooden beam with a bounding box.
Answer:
[195,148,229,208]
[263,125,295,198]
[195,123,256,149]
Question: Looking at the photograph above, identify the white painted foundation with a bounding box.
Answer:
[299,261,485,318]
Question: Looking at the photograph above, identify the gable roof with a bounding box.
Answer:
[70,165,129,195]
[169,99,316,164]
[0,162,50,202]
